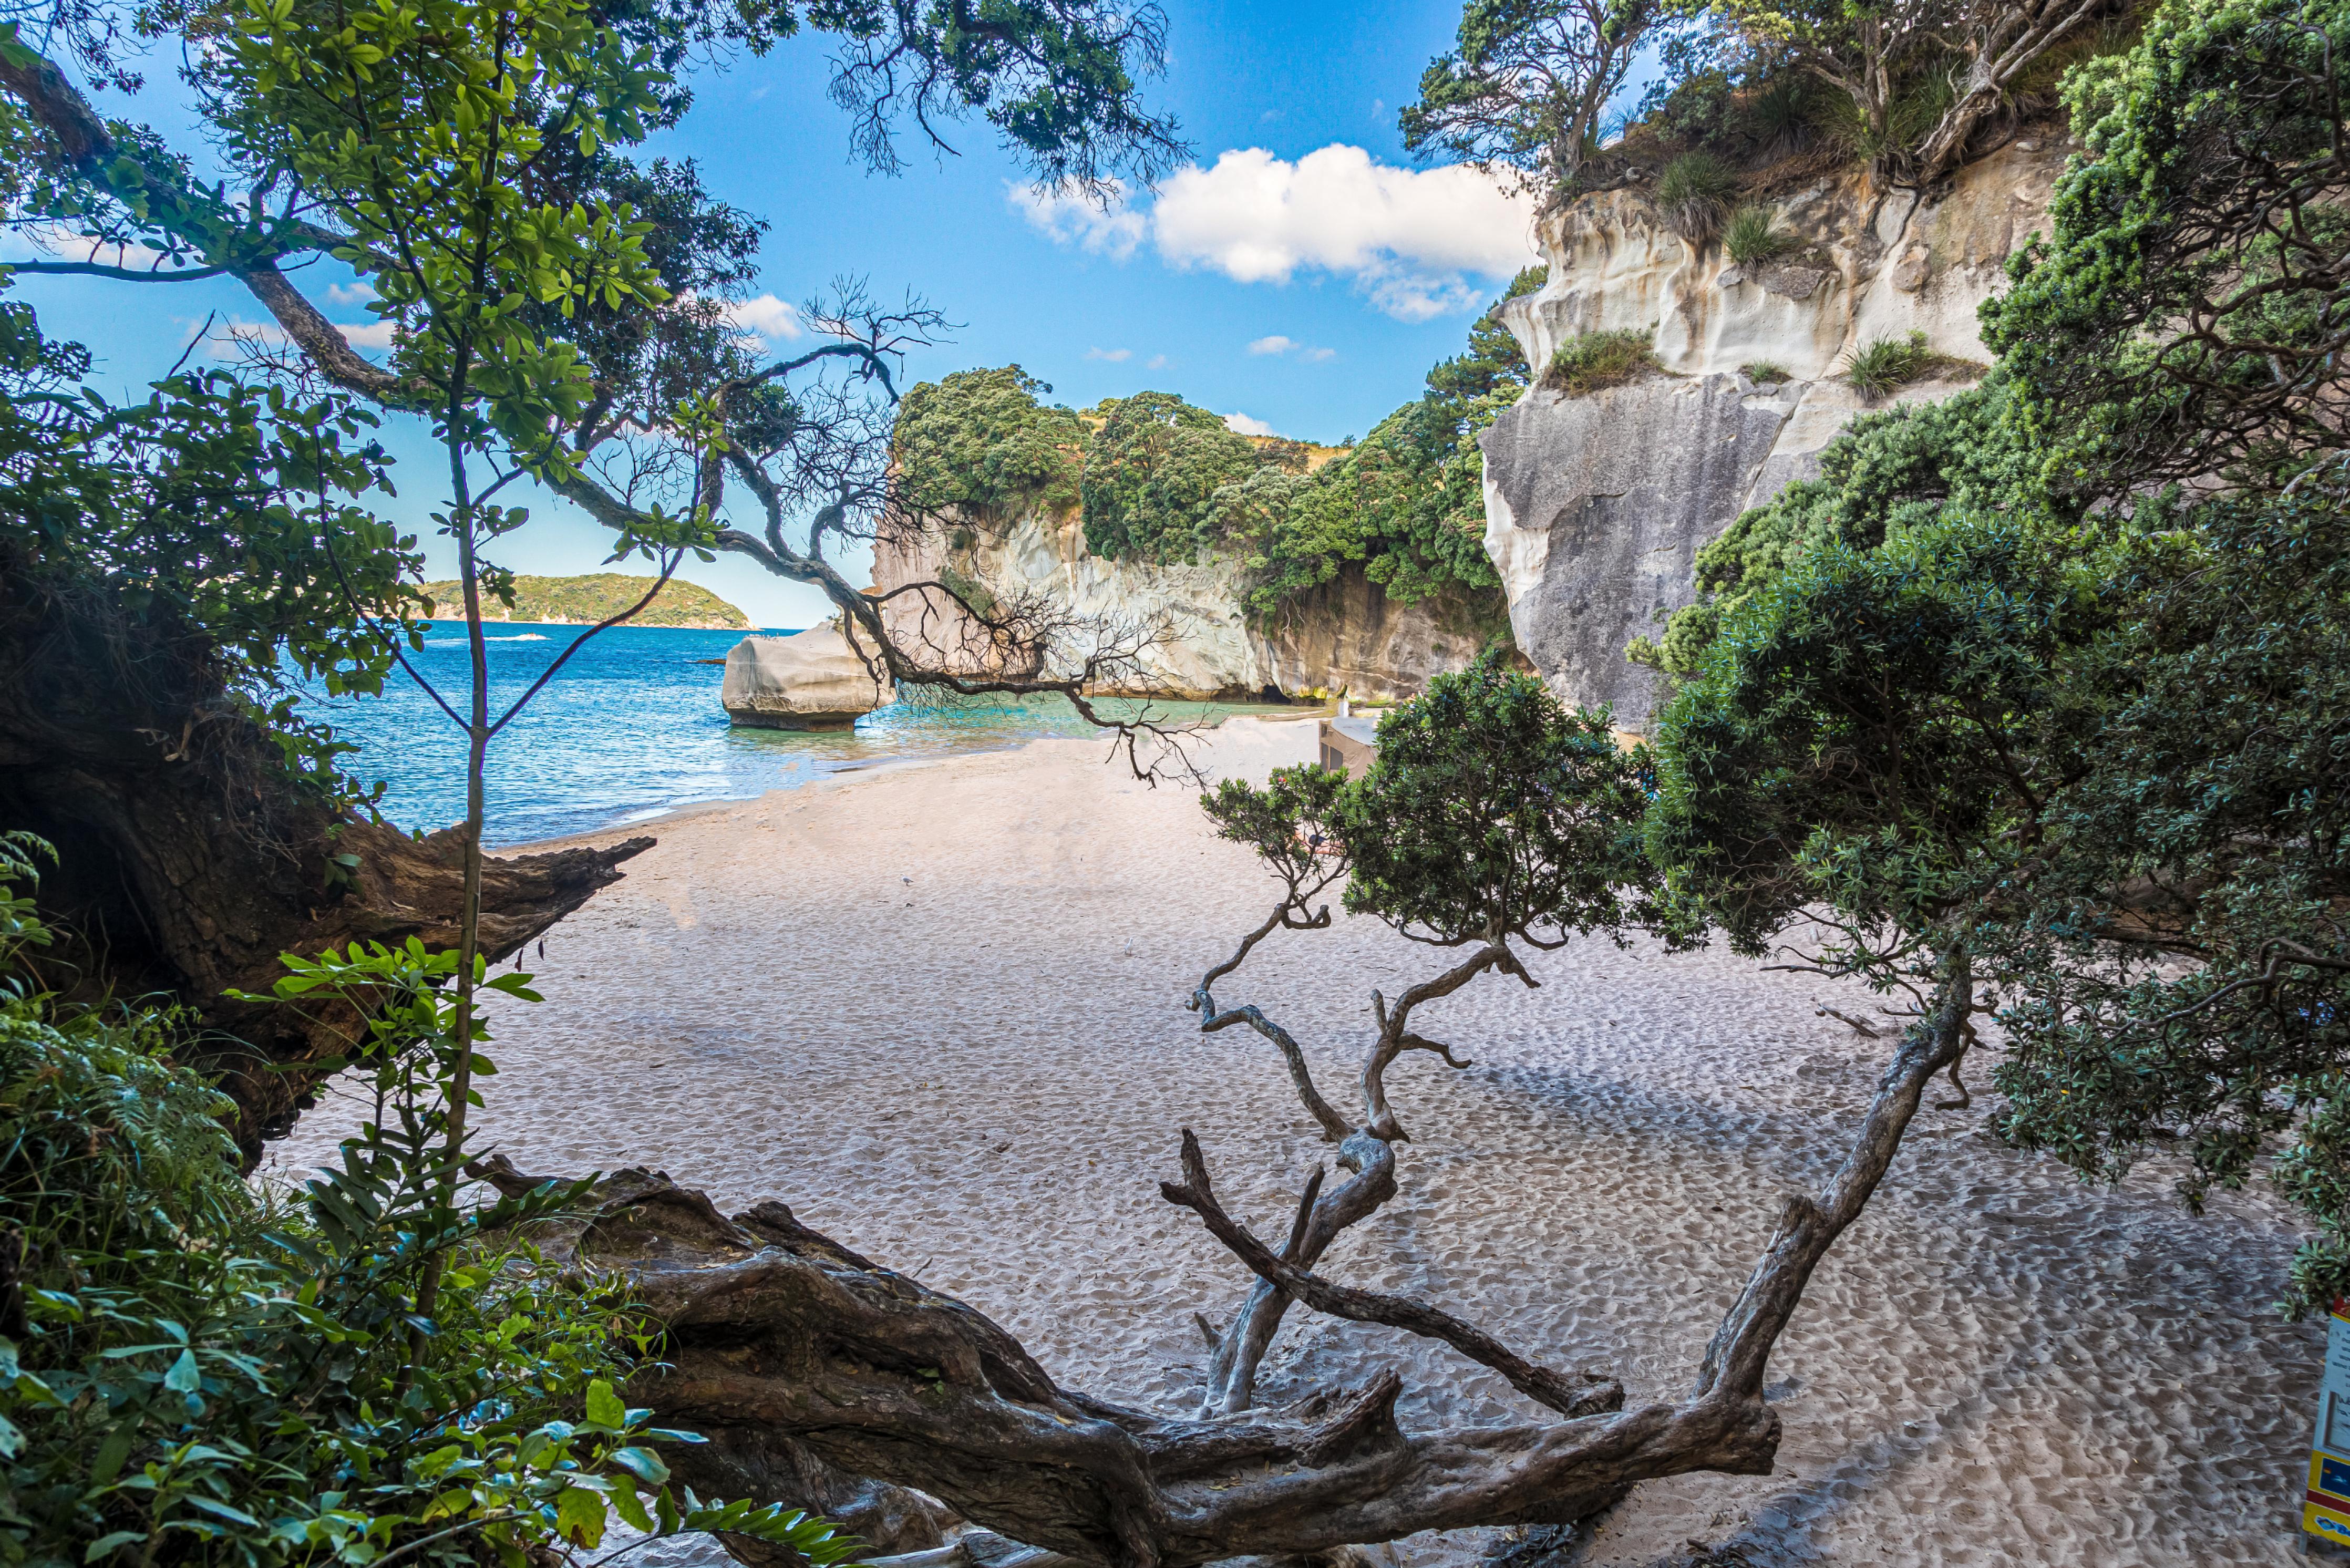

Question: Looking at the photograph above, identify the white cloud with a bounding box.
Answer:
[1223,412,1278,437]
[1160,145,1534,321]
[1247,334,1336,363]
[1146,354,1169,370]
[337,319,398,349]
[1085,346,1132,362]
[1014,147,1535,322]
[328,281,379,305]
[1007,179,1146,261]
[723,294,801,353]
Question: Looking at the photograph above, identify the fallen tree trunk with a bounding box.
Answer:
[0,583,646,1158]
[477,972,1969,1568]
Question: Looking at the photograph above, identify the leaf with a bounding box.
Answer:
[164,1348,201,1392]
[606,1445,668,1486]
[91,1422,137,1486]
[583,1378,626,1430]
[555,1483,607,1548]
[83,1531,144,1563]
[607,1478,653,1532]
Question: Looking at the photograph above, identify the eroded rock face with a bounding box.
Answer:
[870,509,1499,702]
[720,626,892,729]
[1482,140,2070,728]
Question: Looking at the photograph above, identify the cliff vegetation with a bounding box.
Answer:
[890,266,1545,617]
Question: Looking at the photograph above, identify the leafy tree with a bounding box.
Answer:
[1645,0,2350,1319]
[1182,653,1661,1412]
[1700,0,2110,185]
[1213,265,1541,611]
[1400,0,1661,198]
[1985,0,2350,496]
[1079,389,1258,562]
[893,364,1084,518]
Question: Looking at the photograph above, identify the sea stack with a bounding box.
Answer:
[720,626,893,729]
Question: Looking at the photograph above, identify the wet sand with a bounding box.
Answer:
[267,717,2321,1567]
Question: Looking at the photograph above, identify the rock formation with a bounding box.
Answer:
[722,626,895,728]
[870,510,1503,703]
[1481,139,2070,730]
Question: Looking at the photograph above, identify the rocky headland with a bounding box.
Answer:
[869,512,1506,704]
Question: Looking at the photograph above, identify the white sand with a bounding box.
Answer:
[267,718,2321,1567]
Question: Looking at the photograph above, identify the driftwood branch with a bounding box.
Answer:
[482,963,1966,1568]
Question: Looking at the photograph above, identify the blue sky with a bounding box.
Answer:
[12,1,1546,627]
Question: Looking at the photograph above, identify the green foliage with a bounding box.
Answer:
[1341,654,1661,945]
[1722,205,1791,264]
[1739,360,1789,383]
[1647,515,2107,962]
[1201,763,1348,894]
[1631,380,2032,677]
[1205,654,1662,950]
[892,366,1084,519]
[1544,329,1657,396]
[0,301,418,802]
[1079,391,1258,563]
[1985,0,2350,495]
[1843,331,1934,399]
[903,269,1541,616]
[1643,0,2350,1316]
[1983,484,2350,1316]
[0,848,856,1566]
[1656,150,1737,244]
[1399,0,1662,197]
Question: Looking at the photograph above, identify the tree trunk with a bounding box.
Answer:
[0,580,646,1160]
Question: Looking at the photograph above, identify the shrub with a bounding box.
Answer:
[893,366,1085,519]
[1740,360,1791,384]
[1738,75,1817,159]
[1546,330,1659,396]
[1657,151,1738,245]
[1723,206,1794,265]
[1079,390,1258,563]
[1844,331,1935,399]
[0,840,850,1568]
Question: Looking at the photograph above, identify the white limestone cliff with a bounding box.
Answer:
[869,509,1500,703]
[1481,138,2072,730]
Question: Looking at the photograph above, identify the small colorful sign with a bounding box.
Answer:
[2305,1302,2350,1544]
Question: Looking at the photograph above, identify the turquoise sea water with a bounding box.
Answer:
[306,622,1294,847]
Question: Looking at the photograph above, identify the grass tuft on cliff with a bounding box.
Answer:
[1842,332,1985,401]
[1657,151,1738,245]
[1724,206,1794,264]
[1546,330,1660,397]
[421,572,752,628]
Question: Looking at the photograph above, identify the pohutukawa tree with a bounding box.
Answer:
[1180,657,1659,1419]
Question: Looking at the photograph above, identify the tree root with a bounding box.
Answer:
[478,1154,1776,1568]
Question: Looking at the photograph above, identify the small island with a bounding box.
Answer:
[418,572,751,629]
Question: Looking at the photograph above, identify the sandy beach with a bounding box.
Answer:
[267,716,2321,1567]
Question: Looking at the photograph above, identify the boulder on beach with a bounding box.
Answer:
[720,626,892,730]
